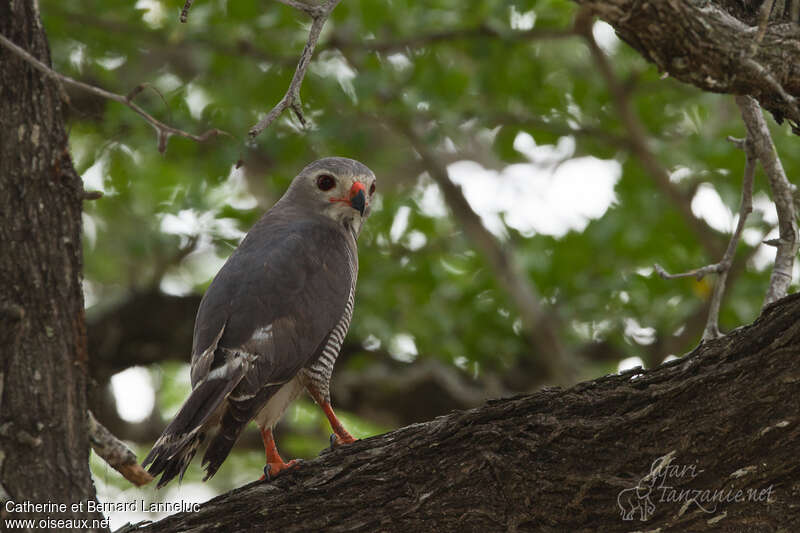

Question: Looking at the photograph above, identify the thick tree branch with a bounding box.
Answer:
[736,95,799,306]
[0,33,228,154]
[248,0,342,138]
[131,293,800,532]
[574,0,800,133]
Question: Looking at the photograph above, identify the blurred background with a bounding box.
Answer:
[40,0,797,527]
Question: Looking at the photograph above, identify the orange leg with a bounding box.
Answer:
[321,402,356,446]
[305,384,357,447]
[259,427,301,480]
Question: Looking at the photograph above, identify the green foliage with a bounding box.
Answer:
[42,0,797,501]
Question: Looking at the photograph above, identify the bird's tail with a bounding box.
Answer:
[201,380,286,480]
[200,409,246,481]
[142,360,247,488]
[143,432,204,489]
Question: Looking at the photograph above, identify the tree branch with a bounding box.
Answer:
[393,120,581,385]
[654,133,757,339]
[577,13,726,259]
[701,136,756,339]
[179,0,194,24]
[248,0,342,139]
[87,410,153,487]
[0,33,228,154]
[130,293,800,532]
[573,0,800,133]
[736,96,798,306]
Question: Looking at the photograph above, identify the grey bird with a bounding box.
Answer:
[142,157,376,487]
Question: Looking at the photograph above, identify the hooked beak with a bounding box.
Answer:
[331,181,367,216]
[349,182,366,217]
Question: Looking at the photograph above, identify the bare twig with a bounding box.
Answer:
[82,190,104,200]
[393,120,580,385]
[179,0,195,23]
[0,32,228,154]
[248,0,342,139]
[88,411,153,486]
[702,136,757,339]
[750,0,775,56]
[736,96,799,306]
[654,136,754,340]
[654,263,722,281]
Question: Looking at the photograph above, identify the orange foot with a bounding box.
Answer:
[258,427,302,481]
[329,432,356,447]
[260,459,302,481]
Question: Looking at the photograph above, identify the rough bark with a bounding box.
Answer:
[131,293,800,532]
[0,1,104,529]
[576,0,800,132]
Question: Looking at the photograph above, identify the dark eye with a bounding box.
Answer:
[369,182,376,195]
[316,174,336,191]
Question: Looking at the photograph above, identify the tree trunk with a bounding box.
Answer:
[0,2,104,530]
[133,293,800,532]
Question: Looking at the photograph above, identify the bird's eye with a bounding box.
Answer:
[369,182,376,195]
[316,174,336,191]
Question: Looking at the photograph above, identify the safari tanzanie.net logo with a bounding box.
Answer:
[616,451,774,522]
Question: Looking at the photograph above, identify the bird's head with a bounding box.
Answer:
[285,157,377,238]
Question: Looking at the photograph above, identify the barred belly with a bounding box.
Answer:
[300,274,355,404]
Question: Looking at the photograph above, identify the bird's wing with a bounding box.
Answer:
[144,214,354,484]
[193,216,353,386]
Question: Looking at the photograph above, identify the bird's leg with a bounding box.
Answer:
[321,401,356,446]
[259,427,301,480]
[305,384,356,447]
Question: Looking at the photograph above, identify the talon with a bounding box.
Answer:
[261,459,302,481]
[328,432,357,449]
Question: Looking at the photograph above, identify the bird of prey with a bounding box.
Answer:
[143,157,376,487]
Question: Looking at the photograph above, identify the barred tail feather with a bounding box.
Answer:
[201,381,285,480]
[200,425,242,481]
[145,433,203,489]
[142,358,247,487]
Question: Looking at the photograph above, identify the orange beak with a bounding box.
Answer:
[330,181,367,216]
